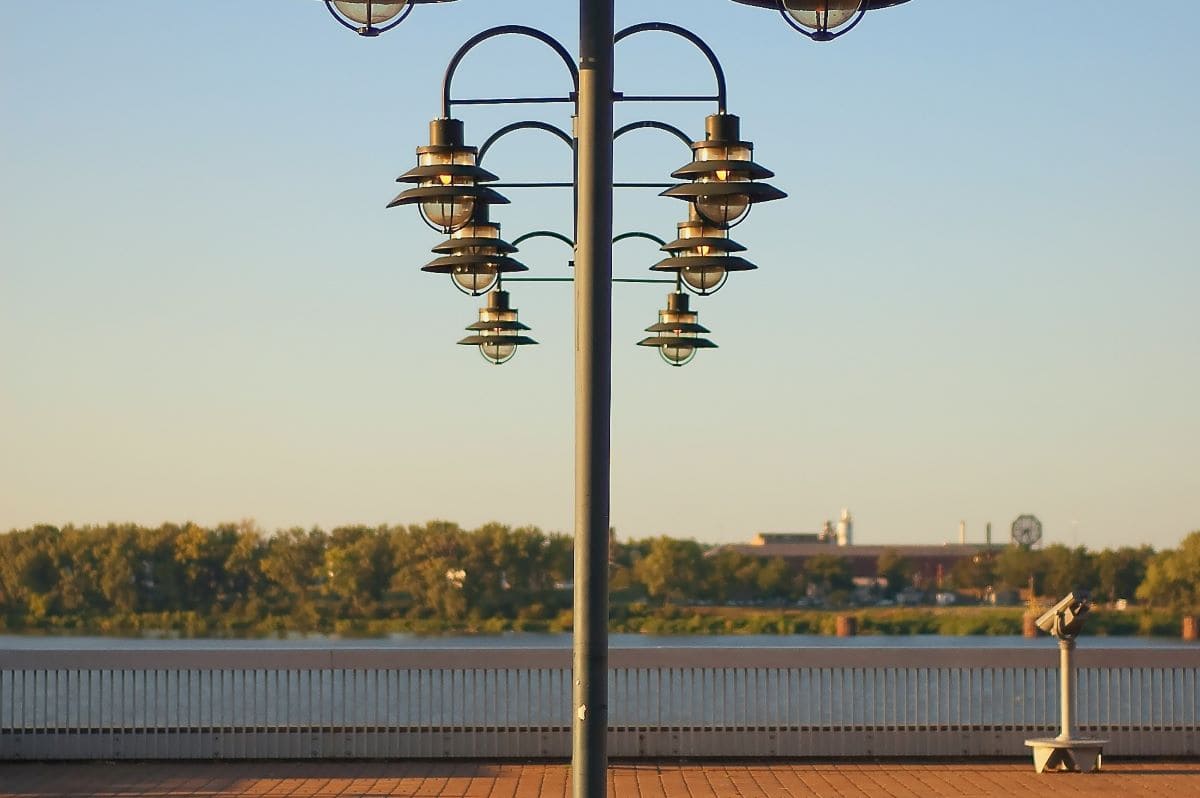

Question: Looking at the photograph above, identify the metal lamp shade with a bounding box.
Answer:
[662,114,785,228]
[457,290,537,365]
[388,118,508,233]
[423,211,527,296]
[637,293,717,367]
[652,216,757,296]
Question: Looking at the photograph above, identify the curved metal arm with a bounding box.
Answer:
[612,231,668,248]
[479,121,575,164]
[614,121,693,154]
[509,231,669,256]
[323,0,414,36]
[615,22,727,113]
[442,25,579,117]
[512,230,576,249]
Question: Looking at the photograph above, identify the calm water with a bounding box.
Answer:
[1,633,1192,650]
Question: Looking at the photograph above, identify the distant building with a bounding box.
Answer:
[729,540,987,584]
[751,531,831,546]
[836,508,853,547]
[730,508,990,587]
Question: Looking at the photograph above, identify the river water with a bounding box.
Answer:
[1,633,1193,650]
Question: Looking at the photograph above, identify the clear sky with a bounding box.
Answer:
[2,1,1197,551]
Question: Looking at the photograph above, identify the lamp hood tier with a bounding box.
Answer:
[387,184,509,211]
[651,230,757,275]
[650,253,756,276]
[638,292,717,366]
[387,117,508,214]
[457,290,537,365]
[422,253,528,275]
[661,113,786,224]
[423,212,524,269]
[651,217,757,294]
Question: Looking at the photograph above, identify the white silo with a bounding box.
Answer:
[836,508,853,547]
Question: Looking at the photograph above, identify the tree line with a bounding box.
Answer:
[0,522,1196,634]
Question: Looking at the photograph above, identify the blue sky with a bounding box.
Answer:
[2,1,1197,550]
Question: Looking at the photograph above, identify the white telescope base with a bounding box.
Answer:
[1024,738,1107,773]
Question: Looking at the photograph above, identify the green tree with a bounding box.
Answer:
[260,527,327,625]
[702,548,763,603]
[1095,546,1153,603]
[876,549,914,597]
[1041,545,1096,598]
[994,545,1047,596]
[1136,531,1200,610]
[323,525,393,618]
[949,552,996,594]
[633,536,705,604]
[804,554,853,605]
[393,521,471,621]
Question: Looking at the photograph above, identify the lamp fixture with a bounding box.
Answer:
[651,209,757,296]
[637,292,717,367]
[781,0,866,41]
[388,118,509,234]
[422,205,527,296]
[457,290,537,365]
[323,0,464,37]
[728,1,910,42]
[661,113,785,229]
[323,0,411,37]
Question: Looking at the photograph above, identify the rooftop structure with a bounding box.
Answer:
[733,509,996,585]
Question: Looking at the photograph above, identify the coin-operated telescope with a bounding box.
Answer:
[1035,592,1090,638]
[1024,590,1107,773]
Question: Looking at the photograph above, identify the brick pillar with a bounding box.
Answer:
[1023,613,1038,638]
[836,615,858,637]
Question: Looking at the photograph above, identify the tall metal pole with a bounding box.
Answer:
[573,0,613,795]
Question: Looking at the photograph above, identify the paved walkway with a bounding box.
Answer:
[2,761,1198,797]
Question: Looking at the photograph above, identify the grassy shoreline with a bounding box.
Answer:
[1,605,1187,639]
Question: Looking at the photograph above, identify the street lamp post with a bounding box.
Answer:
[574,3,613,796]
[318,2,911,795]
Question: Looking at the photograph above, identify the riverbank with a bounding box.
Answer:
[1,605,1186,638]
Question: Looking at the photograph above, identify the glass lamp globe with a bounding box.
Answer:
[481,341,517,365]
[659,343,696,366]
[694,142,752,226]
[696,193,750,227]
[418,149,478,230]
[451,265,498,295]
[421,194,474,230]
[332,1,408,25]
[783,0,863,31]
[680,265,727,294]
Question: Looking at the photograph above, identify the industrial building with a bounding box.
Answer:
[722,510,994,588]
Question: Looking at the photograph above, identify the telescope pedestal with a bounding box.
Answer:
[1025,636,1106,772]
[1023,737,1107,773]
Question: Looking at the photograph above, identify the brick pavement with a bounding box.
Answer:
[1,760,1198,797]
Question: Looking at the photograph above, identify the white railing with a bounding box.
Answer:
[2,647,1197,759]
